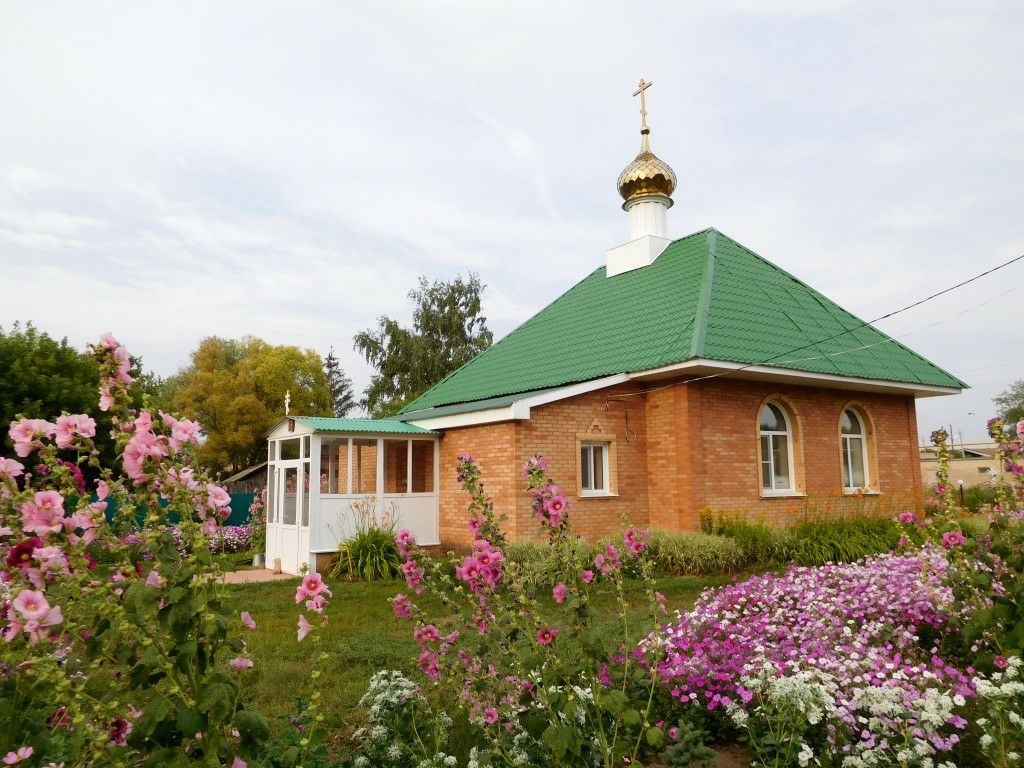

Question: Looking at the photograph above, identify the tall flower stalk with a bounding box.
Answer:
[376,454,668,767]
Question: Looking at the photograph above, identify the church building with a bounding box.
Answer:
[265,82,964,572]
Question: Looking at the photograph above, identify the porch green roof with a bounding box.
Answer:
[401,228,966,414]
[294,417,438,435]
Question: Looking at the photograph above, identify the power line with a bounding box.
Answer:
[679,251,1024,387]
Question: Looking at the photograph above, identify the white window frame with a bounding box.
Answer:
[580,441,611,496]
[841,409,870,492]
[759,402,796,495]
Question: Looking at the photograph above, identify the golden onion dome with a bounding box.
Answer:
[617,131,677,207]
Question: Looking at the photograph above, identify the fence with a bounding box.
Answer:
[102,493,256,527]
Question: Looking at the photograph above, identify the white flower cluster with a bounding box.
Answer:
[973,656,1024,767]
[359,669,421,720]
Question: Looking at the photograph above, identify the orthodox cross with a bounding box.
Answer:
[284,389,291,416]
[633,78,653,133]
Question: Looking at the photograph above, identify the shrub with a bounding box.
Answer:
[329,498,403,581]
[646,530,747,575]
[709,516,796,564]
[504,537,595,588]
[788,513,902,566]
[963,482,998,513]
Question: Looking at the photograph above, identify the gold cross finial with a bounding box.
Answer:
[633,78,653,135]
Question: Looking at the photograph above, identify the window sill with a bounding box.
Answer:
[578,492,619,500]
[843,489,882,496]
[759,491,806,499]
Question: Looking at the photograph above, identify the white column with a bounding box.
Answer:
[627,197,669,239]
[375,438,385,501]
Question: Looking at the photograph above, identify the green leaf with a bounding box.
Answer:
[598,690,630,715]
[233,709,270,745]
[645,726,665,747]
[542,723,574,757]
[198,674,238,725]
[133,695,172,741]
[176,707,204,736]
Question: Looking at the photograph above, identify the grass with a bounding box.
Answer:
[219,570,744,739]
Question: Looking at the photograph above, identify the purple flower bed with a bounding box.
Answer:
[119,524,252,555]
[650,547,975,763]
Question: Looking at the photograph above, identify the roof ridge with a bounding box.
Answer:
[689,229,717,358]
[399,264,605,414]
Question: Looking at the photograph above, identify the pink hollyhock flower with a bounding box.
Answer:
[295,573,331,604]
[552,582,567,604]
[545,495,568,516]
[582,569,595,583]
[392,593,413,619]
[206,483,231,511]
[96,479,110,500]
[2,746,33,764]
[941,530,966,549]
[536,627,559,646]
[417,649,440,680]
[33,546,68,578]
[13,590,51,621]
[98,386,115,412]
[54,414,97,449]
[0,458,24,481]
[229,657,254,670]
[231,758,248,768]
[21,491,66,536]
[483,707,499,725]
[395,528,416,556]
[994,655,1008,669]
[108,716,133,746]
[9,418,56,457]
[414,624,440,645]
[99,331,120,349]
[145,570,163,588]
[297,615,312,642]
[898,511,916,525]
[1017,420,1024,439]
[240,611,256,630]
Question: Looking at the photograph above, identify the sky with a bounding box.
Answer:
[1,1,1022,441]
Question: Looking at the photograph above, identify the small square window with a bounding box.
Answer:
[580,442,610,495]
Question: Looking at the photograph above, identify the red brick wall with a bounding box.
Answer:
[514,385,650,541]
[438,421,518,548]
[688,379,921,525]
[435,378,923,546]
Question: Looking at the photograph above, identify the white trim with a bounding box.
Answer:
[630,359,961,397]
[841,408,870,492]
[580,441,611,495]
[406,374,631,430]
[759,402,795,493]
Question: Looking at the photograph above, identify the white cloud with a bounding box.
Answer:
[0,1,1022,439]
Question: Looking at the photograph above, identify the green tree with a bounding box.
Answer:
[171,336,332,472]
[354,274,492,418]
[324,347,357,417]
[0,322,157,468]
[994,379,1024,424]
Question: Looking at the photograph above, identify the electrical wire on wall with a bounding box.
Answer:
[604,398,638,443]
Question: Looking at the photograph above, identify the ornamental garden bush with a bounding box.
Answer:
[0,335,326,767]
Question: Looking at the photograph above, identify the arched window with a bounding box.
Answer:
[840,409,869,491]
[759,402,794,492]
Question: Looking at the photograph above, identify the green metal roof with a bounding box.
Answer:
[400,228,966,413]
[294,417,438,435]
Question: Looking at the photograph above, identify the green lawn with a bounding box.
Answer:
[220,571,741,739]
